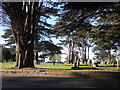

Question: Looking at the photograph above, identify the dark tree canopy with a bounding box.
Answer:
[2,2,60,68]
[1,2,120,68]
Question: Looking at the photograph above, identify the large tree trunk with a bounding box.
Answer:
[34,34,39,64]
[14,34,34,68]
[81,45,86,64]
[3,2,42,69]
[87,46,89,60]
[24,40,34,67]
[35,52,39,64]
[116,48,120,68]
[81,39,87,64]
[70,39,75,64]
[107,50,111,64]
[14,3,36,68]
[67,42,71,64]
[15,43,19,67]
[84,44,87,64]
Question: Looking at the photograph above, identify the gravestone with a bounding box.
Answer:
[92,63,98,67]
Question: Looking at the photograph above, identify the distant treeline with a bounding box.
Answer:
[1,48,16,62]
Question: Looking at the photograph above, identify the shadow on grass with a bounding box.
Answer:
[97,65,118,67]
[79,67,100,70]
[71,67,102,70]
[79,64,89,66]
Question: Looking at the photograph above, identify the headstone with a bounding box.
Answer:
[92,63,98,67]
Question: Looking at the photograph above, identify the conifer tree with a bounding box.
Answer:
[2,2,59,68]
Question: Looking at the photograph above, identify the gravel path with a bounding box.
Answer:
[1,69,120,79]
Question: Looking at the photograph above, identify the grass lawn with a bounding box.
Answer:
[35,63,73,69]
[1,62,120,71]
[0,62,16,69]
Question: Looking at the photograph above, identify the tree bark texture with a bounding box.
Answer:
[10,2,39,68]
[107,50,111,64]
[68,41,71,64]
[70,39,75,64]
[13,29,35,68]
[35,52,39,64]
[81,39,87,64]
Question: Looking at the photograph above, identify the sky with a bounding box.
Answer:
[0,27,7,45]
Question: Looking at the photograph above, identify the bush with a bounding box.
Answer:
[111,59,117,65]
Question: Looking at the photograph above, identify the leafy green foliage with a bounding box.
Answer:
[90,3,120,63]
[38,41,62,54]
[1,29,15,46]
[1,2,120,67]
[2,48,11,62]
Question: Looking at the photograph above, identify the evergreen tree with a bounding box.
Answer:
[2,48,11,62]
[90,2,120,64]
[2,2,59,68]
